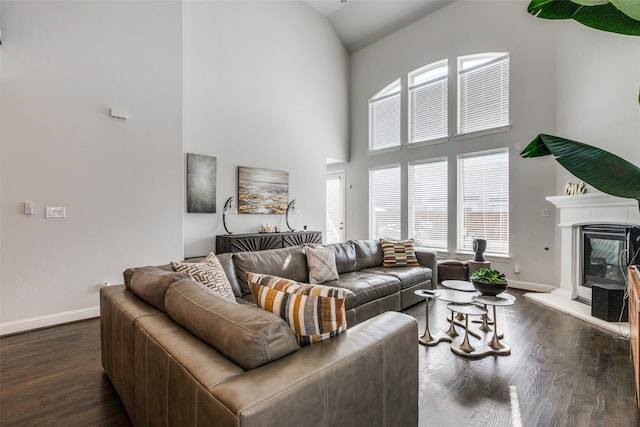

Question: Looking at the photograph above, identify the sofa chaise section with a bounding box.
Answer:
[100,281,419,426]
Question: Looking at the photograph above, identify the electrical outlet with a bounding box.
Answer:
[45,207,66,218]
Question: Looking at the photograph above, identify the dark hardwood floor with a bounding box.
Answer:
[0,318,131,426]
[1,289,638,426]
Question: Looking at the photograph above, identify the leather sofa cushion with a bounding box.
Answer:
[123,265,188,312]
[321,271,400,309]
[328,241,358,274]
[215,252,243,297]
[360,266,432,290]
[164,279,301,370]
[233,246,309,295]
[354,240,384,269]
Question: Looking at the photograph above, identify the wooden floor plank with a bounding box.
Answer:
[0,289,638,426]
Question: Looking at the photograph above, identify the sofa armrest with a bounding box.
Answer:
[210,311,419,427]
[415,248,438,285]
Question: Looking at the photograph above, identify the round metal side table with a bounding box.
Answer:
[473,293,516,356]
[414,289,451,346]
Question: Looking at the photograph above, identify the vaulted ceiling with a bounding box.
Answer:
[302,0,453,53]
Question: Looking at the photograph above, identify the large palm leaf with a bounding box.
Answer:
[528,0,640,35]
[521,134,640,210]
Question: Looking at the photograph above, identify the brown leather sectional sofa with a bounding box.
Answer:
[100,239,437,426]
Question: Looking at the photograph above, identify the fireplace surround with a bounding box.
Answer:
[545,193,640,300]
[526,193,640,333]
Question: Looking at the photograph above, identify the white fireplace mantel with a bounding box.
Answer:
[546,193,640,299]
[547,193,640,228]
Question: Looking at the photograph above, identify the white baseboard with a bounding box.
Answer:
[507,280,556,293]
[0,306,100,336]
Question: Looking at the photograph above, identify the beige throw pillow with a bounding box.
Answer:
[306,246,339,284]
[171,252,236,303]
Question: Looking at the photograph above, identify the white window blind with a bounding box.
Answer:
[409,61,448,143]
[409,159,448,250]
[369,81,401,151]
[458,53,509,135]
[458,149,509,255]
[370,165,401,240]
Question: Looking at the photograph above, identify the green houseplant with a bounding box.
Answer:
[470,268,508,296]
[522,0,640,213]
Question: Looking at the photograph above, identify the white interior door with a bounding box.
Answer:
[326,171,345,243]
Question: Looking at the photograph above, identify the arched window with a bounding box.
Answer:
[458,53,509,135]
[409,60,448,144]
[369,79,401,151]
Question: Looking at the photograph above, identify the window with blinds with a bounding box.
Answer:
[409,60,448,144]
[369,80,401,151]
[458,149,509,255]
[370,165,401,240]
[409,158,448,250]
[458,53,509,135]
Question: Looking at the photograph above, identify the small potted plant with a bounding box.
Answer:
[470,268,508,296]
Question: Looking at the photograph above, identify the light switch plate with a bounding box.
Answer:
[24,201,34,215]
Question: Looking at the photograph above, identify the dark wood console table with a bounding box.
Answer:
[215,231,322,254]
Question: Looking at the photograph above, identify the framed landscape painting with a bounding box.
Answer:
[238,166,288,214]
[186,153,217,213]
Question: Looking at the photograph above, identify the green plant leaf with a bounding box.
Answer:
[610,0,640,21]
[521,134,640,209]
[470,268,507,284]
[528,0,640,35]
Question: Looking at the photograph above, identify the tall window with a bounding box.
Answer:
[370,165,401,240]
[409,60,448,144]
[458,149,509,255]
[409,158,448,250]
[369,80,401,151]
[326,171,345,244]
[458,53,509,135]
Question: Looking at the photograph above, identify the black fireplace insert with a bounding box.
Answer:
[582,224,640,289]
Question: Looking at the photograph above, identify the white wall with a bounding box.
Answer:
[0,0,348,334]
[555,21,640,193]
[183,1,349,257]
[333,0,559,288]
[0,1,183,332]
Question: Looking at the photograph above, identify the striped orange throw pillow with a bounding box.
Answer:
[380,238,420,267]
[247,273,347,346]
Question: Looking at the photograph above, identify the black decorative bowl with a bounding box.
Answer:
[471,280,508,297]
